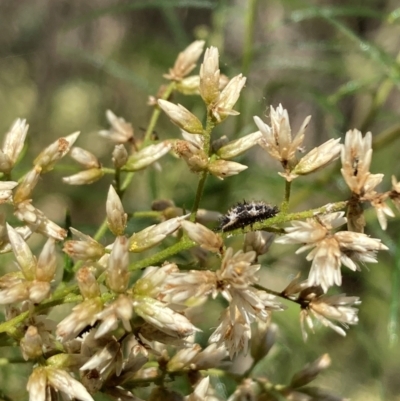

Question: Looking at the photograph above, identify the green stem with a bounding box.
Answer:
[143,82,176,144]
[190,112,215,220]
[128,237,195,271]
[93,219,109,242]
[281,180,292,212]
[190,171,208,221]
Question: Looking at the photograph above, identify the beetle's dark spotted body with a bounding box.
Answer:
[217,201,279,232]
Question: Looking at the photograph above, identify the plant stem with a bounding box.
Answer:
[128,237,195,271]
[190,112,215,220]
[281,180,291,212]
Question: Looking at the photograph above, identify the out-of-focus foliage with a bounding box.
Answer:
[1,0,400,400]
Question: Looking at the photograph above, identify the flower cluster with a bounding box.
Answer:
[0,40,394,401]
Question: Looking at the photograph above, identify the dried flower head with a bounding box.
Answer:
[276,212,388,291]
[299,288,361,340]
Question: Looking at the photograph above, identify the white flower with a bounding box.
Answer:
[254,104,311,165]
[209,307,251,359]
[276,212,388,291]
[99,110,134,143]
[301,293,360,340]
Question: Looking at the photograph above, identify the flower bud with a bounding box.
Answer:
[291,138,341,179]
[0,181,17,203]
[164,40,205,81]
[188,376,210,401]
[250,322,277,363]
[29,280,51,303]
[56,298,103,341]
[129,216,186,252]
[63,168,104,185]
[0,275,30,304]
[123,141,171,171]
[176,75,200,95]
[135,263,179,297]
[14,200,67,241]
[36,238,57,282]
[290,354,331,388]
[173,140,208,172]
[217,131,262,159]
[180,220,223,253]
[112,144,128,168]
[7,223,36,280]
[21,326,43,360]
[191,344,227,370]
[106,186,127,236]
[46,367,94,401]
[207,159,247,179]
[167,344,201,371]
[34,132,80,173]
[132,296,199,338]
[106,236,130,293]
[158,100,204,134]
[76,266,100,299]
[13,166,42,204]
[99,110,134,143]
[63,228,105,261]
[244,231,274,256]
[1,118,29,173]
[199,46,220,105]
[69,147,100,168]
[211,74,246,122]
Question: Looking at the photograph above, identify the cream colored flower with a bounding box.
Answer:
[300,292,360,340]
[199,46,220,105]
[158,100,204,134]
[211,74,246,123]
[164,40,205,81]
[0,118,29,173]
[106,186,127,236]
[209,307,251,359]
[63,227,105,261]
[63,168,104,185]
[341,129,372,195]
[132,296,199,338]
[56,298,103,341]
[27,366,94,401]
[180,220,223,253]
[34,132,79,173]
[276,212,387,291]
[0,181,17,204]
[123,141,172,171]
[254,104,311,166]
[99,110,134,143]
[288,138,341,181]
[216,131,263,160]
[217,248,283,323]
[95,295,133,338]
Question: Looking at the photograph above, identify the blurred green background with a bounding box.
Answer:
[1,0,400,400]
